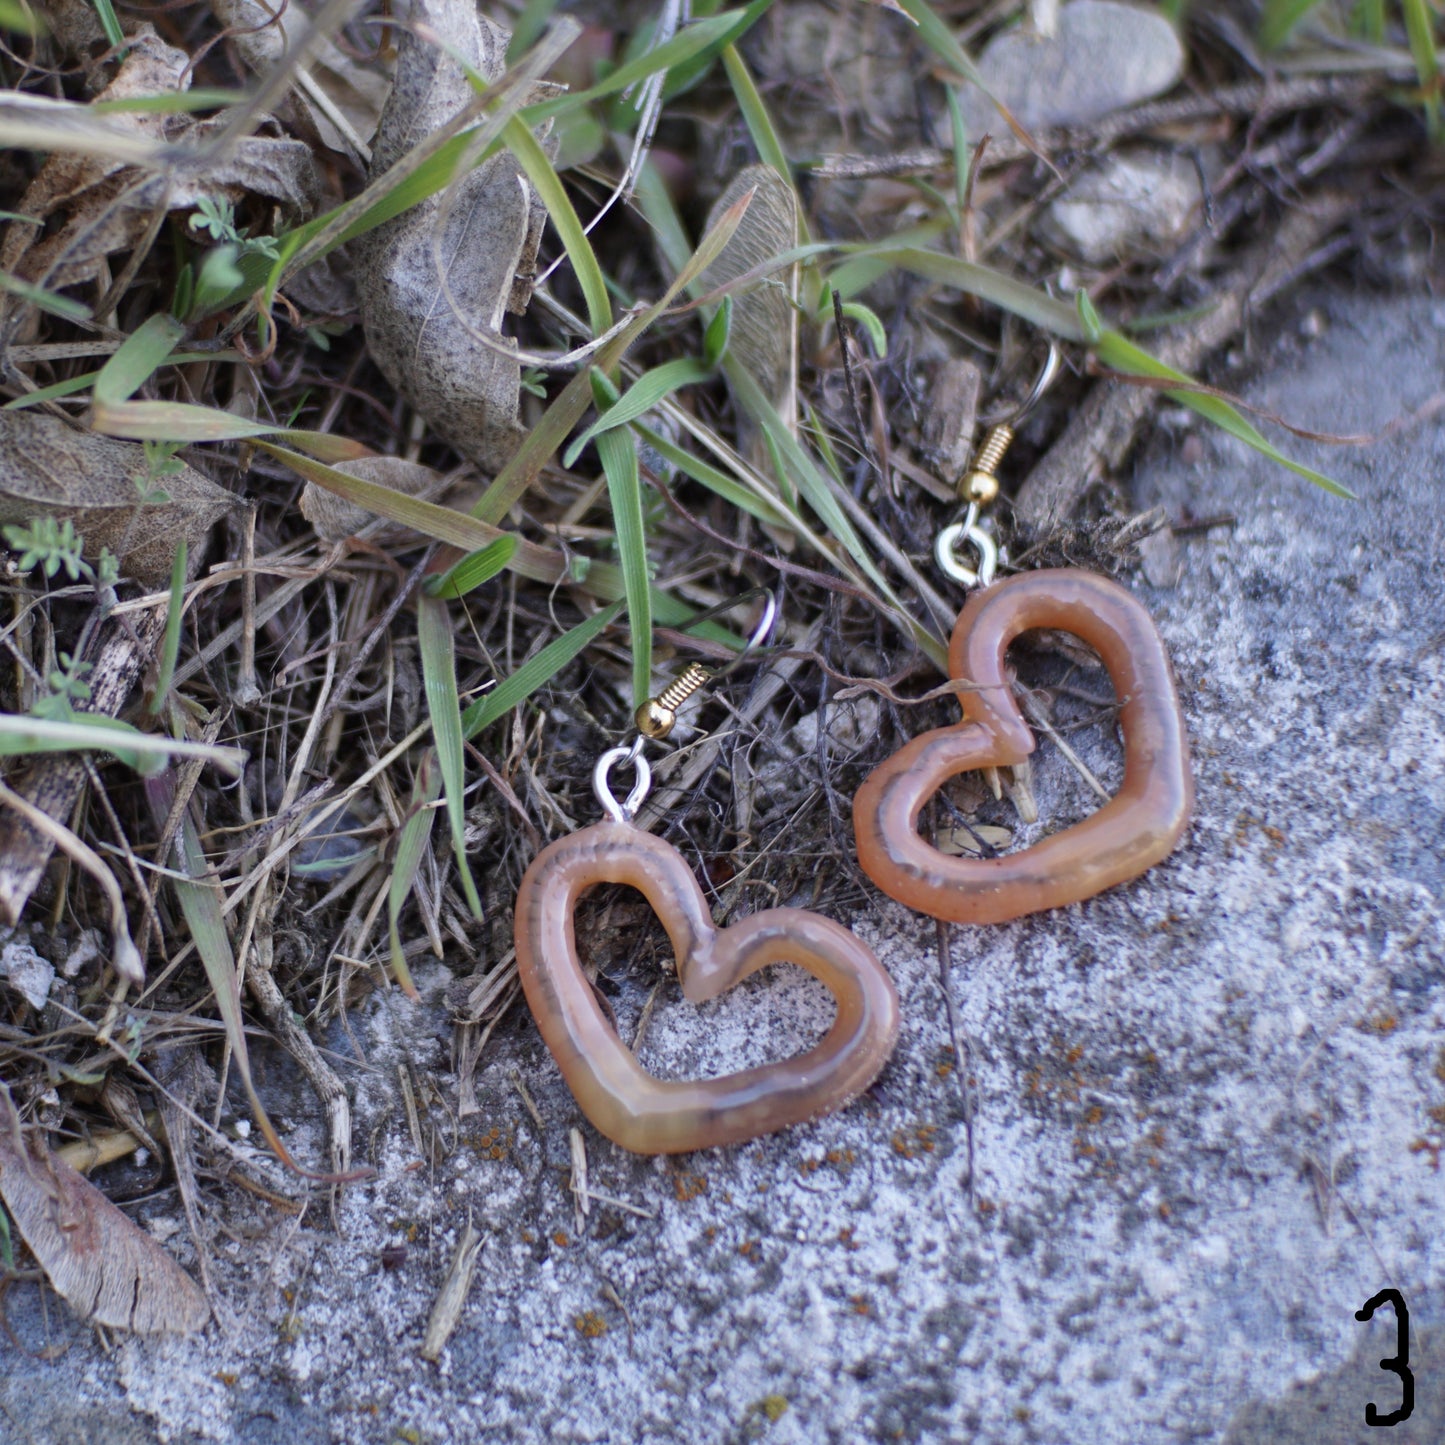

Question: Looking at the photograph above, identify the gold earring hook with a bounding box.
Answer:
[634,588,778,739]
[937,344,1063,589]
[961,342,1064,507]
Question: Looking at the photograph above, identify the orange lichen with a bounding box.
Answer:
[673,1171,708,1202]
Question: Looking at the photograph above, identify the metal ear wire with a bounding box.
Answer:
[937,345,1062,588]
[634,588,778,739]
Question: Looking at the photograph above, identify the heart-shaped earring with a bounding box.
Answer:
[854,346,1193,924]
[855,568,1192,923]
[515,596,900,1154]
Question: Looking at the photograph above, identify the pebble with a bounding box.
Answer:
[0,939,53,1010]
[959,1,1185,135]
[1040,149,1203,263]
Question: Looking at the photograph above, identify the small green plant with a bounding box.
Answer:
[189,196,279,260]
[3,517,119,586]
[177,199,281,321]
[32,651,93,723]
[140,439,184,503]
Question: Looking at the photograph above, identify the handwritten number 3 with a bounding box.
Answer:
[1355,1289,1414,1427]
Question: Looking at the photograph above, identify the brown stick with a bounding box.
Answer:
[1013,194,1354,537]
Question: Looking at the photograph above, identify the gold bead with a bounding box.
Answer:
[635,699,676,739]
[964,470,1000,505]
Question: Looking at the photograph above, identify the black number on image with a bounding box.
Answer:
[1354,1288,1413,1427]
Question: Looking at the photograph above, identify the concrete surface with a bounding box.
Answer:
[1,288,1441,1445]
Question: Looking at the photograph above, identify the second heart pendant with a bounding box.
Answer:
[515,821,900,1155]
[853,568,1193,925]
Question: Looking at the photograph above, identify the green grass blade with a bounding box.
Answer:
[0,272,91,322]
[387,749,442,1000]
[260,13,745,309]
[633,421,789,527]
[506,0,561,60]
[721,44,792,179]
[596,424,652,706]
[838,301,887,358]
[417,593,483,918]
[893,0,989,88]
[91,0,124,47]
[93,313,184,405]
[6,351,240,412]
[723,362,947,668]
[1353,0,1385,43]
[424,535,518,599]
[0,714,242,773]
[946,85,969,225]
[92,88,249,115]
[462,601,623,738]
[5,370,101,408]
[1401,0,1441,134]
[1260,0,1327,48]
[503,115,611,336]
[1087,316,1352,497]
[149,541,186,717]
[635,158,696,279]
[471,178,756,526]
[88,399,374,458]
[523,7,769,125]
[564,357,713,466]
[879,246,1086,337]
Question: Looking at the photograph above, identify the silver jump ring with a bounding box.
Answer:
[935,503,999,588]
[593,738,651,823]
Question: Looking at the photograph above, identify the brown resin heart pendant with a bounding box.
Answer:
[514,822,900,1155]
[854,568,1193,925]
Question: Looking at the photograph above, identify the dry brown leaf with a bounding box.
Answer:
[211,0,389,162]
[701,164,799,462]
[298,453,450,542]
[0,24,318,337]
[0,413,238,585]
[0,28,187,313]
[355,1,546,473]
[0,1083,209,1335]
[36,0,110,76]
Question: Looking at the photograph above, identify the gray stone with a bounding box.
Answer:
[960,0,1185,136]
[1041,148,1203,262]
[1,289,1442,1442]
[0,937,53,1009]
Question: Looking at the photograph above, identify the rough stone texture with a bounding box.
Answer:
[2,291,1442,1444]
[959,1,1185,136]
[1040,150,1204,263]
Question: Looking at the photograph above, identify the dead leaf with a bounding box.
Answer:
[299,453,451,542]
[356,2,546,473]
[0,1083,209,1335]
[701,164,800,463]
[937,823,1014,857]
[0,25,319,338]
[0,413,238,586]
[211,0,389,163]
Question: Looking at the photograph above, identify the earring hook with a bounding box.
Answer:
[1003,342,1063,427]
[937,343,1064,589]
[636,588,778,738]
[673,586,778,679]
